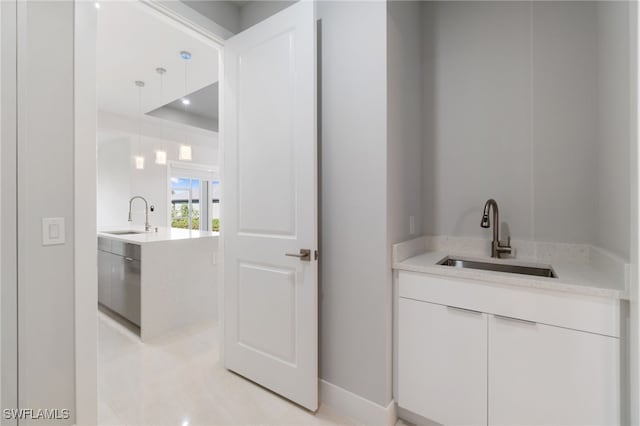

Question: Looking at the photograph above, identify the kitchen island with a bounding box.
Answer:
[98,226,219,341]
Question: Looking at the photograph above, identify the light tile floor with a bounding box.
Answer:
[98,311,356,426]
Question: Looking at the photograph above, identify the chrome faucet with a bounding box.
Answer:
[480,199,512,258]
[128,196,151,232]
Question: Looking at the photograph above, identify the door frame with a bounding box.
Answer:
[74,1,225,423]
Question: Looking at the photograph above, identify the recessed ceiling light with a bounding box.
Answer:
[181,98,190,106]
[94,2,100,9]
[180,51,192,60]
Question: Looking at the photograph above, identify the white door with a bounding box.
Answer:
[398,298,488,425]
[222,1,318,411]
[489,315,619,425]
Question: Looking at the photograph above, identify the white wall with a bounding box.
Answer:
[317,1,391,407]
[97,137,130,227]
[97,111,218,228]
[595,1,632,259]
[1,0,18,415]
[532,2,599,247]
[422,1,631,259]
[388,1,424,244]
[423,1,535,242]
[17,2,76,423]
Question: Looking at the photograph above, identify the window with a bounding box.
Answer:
[210,180,221,231]
[169,163,220,232]
[170,177,200,230]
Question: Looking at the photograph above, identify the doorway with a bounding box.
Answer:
[94,1,225,423]
[81,1,324,424]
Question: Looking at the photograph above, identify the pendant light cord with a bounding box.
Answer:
[183,54,189,150]
[184,59,188,112]
[137,83,142,151]
[160,71,164,140]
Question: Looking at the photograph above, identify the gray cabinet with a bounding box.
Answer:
[97,250,112,305]
[111,255,141,325]
[98,237,141,326]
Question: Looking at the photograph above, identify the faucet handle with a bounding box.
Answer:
[497,236,513,258]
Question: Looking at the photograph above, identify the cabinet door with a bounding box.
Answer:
[122,257,140,326]
[398,298,488,425]
[97,250,111,306]
[109,254,126,318]
[489,315,619,426]
[110,255,140,326]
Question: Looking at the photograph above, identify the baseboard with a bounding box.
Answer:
[396,406,441,426]
[319,379,396,425]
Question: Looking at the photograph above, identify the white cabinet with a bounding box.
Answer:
[398,298,488,425]
[489,315,619,426]
[396,271,621,426]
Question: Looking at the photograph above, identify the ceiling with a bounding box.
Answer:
[147,83,219,132]
[97,1,219,119]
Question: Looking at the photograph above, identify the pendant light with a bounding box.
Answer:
[134,80,145,170]
[155,67,168,165]
[179,145,192,161]
[155,150,167,165]
[179,50,192,161]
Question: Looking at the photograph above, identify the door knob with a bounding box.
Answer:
[285,249,311,262]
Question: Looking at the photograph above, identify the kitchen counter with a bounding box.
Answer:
[98,225,219,341]
[98,226,218,245]
[393,236,629,300]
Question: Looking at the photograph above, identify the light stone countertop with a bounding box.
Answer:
[393,236,630,300]
[98,225,219,245]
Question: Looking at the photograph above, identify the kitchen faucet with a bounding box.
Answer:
[128,196,151,232]
[480,199,512,258]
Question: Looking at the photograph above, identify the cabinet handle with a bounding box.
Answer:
[494,314,537,326]
[125,257,134,261]
[447,305,482,315]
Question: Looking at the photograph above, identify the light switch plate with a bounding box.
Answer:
[42,217,65,246]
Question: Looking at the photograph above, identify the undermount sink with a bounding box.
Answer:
[103,230,145,235]
[437,256,557,278]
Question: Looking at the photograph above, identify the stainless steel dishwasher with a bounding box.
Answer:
[98,237,141,326]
